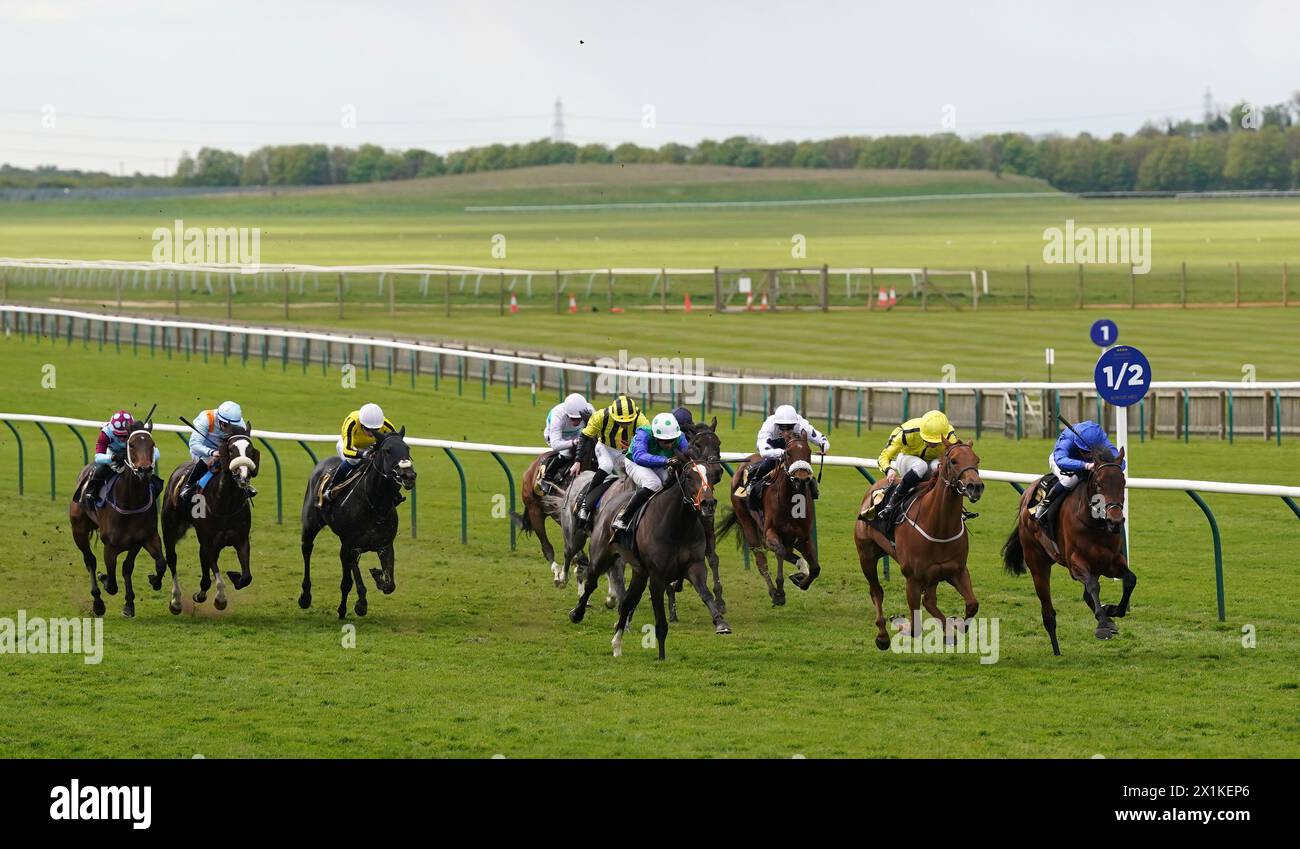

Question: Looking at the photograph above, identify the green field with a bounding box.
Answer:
[0,337,1297,758]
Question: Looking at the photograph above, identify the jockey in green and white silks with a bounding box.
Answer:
[612,413,689,531]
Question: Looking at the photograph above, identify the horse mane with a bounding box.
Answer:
[1087,445,1116,464]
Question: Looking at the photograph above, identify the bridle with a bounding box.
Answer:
[939,441,980,499]
[779,433,814,486]
[675,461,712,512]
[123,429,154,476]
[1087,460,1126,527]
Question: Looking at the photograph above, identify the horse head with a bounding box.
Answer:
[374,427,416,491]
[124,422,156,480]
[1087,446,1126,533]
[941,438,984,503]
[673,454,715,520]
[220,427,260,493]
[685,417,722,485]
[782,429,814,487]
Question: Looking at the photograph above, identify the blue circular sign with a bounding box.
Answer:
[1094,345,1151,407]
[1090,318,1119,348]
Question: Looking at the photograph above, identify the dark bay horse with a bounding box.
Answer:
[300,429,416,619]
[514,450,573,586]
[571,456,728,659]
[716,429,821,606]
[1003,447,1132,654]
[161,428,260,611]
[70,423,165,618]
[679,417,725,615]
[853,439,984,650]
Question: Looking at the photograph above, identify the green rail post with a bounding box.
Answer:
[1282,496,1300,520]
[855,388,863,437]
[1227,388,1234,444]
[763,385,770,417]
[490,452,517,550]
[530,366,537,407]
[1276,390,1283,446]
[3,420,23,495]
[175,432,188,449]
[1183,389,1190,443]
[34,421,55,499]
[443,447,467,544]
[974,389,983,439]
[410,471,417,539]
[256,437,284,525]
[1015,391,1024,440]
[1184,490,1224,621]
[66,425,88,466]
[297,440,318,465]
[1009,481,1025,494]
[457,357,464,397]
[506,363,512,404]
[902,388,910,421]
[409,349,416,389]
[1139,397,1146,443]
[826,387,834,434]
[481,359,487,400]
[938,387,946,413]
[731,383,738,431]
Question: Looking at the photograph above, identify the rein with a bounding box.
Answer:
[904,442,977,545]
[107,430,157,515]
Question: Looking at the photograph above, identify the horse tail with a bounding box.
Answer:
[511,509,534,535]
[540,493,568,517]
[715,508,743,548]
[1001,521,1026,576]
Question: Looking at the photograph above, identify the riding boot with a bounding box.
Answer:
[1034,481,1069,525]
[613,486,654,531]
[177,462,205,504]
[576,469,607,522]
[81,464,109,509]
[876,471,920,524]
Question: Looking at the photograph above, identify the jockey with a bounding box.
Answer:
[734,404,828,509]
[1035,420,1125,524]
[612,413,689,531]
[671,406,695,432]
[321,403,397,504]
[80,410,159,508]
[570,394,648,524]
[864,409,956,523]
[540,393,593,486]
[179,401,254,502]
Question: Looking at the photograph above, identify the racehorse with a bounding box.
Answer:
[299,428,416,619]
[513,450,573,586]
[571,455,728,659]
[543,471,613,608]
[678,417,725,616]
[716,429,821,606]
[160,427,260,611]
[70,423,166,618]
[853,438,984,650]
[1002,446,1132,654]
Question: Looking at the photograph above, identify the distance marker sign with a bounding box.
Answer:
[1090,318,1118,348]
[1094,345,1151,407]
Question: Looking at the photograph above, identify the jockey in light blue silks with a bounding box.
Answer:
[1035,420,1125,524]
[178,400,255,502]
[80,409,160,508]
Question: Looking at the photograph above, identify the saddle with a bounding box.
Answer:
[316,463,364,509]
[864,482,923,543]
[535,451,569,496]
[75,472,119,509]
[1029,473,1065,555]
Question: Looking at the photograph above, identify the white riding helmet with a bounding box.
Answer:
[773,404,800,426]
[216,400,243,425]
[651,412,682,440]
[359,403,385,430]
[562,393,588,419]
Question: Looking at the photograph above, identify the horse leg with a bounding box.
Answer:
[667,583,678,623]
[144,533,182,615]
[649,574,670,660]
[210,546,229,611]
[120,545,139,618]
[704,518,725,615]
[902,576,924,638]
[531,500,560,584]
[371,545,396,594]
[98,541,120,596]
[788,537,820,591]
[856,534,889,650]
[605,560,624,610]
[193,540,212,604]
[766,531,791,604]
[686,563,731,635]
[227,538,252,590]
[299,519,322,609]
[351,559,368,617]
[569,546,612,624]
[1103,561,1136,618]
[73,521,104,617]
[946,566,979,633]
[612,567,649,657]
[337,545,357,620]
[1080,568,1117,639]
[1024,536,1060,655]
[921,583,953,644]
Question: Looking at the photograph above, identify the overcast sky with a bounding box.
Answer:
[2,0,1296,175]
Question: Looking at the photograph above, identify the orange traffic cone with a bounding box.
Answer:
[568,294,578,313]
[683,292,692,312]
[759,292,769,311]
[509,292,519,314]
[888,287,898,308]
[877,287,888,309]
[745,291,754,310]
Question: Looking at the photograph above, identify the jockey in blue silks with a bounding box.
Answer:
[1035,420,1125,523]
[178,400,255,502]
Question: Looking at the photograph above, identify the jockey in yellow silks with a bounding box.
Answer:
[860,409,957,523]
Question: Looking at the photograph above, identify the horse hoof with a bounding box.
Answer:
[121,604,135,619]
[716,599,727,615]
[98,575,118,595]
[214,596,228,611]
[337,606,348,620]
[147,574,162,592]
[226,572,249,590]
[715,622,732,635]
[92,598,105,617]
[604,595,617,610]
[771,594,786,607]
[568,607,585,624]
[298,593,312,610]
[789,574,807,590]
[875,635,891,651]
[669,612,679,623]
[169,600,183,616]
[1102,604,1123,617]
[1095,625,1117,640]
[192,592,206,604]
[355,599,368,617]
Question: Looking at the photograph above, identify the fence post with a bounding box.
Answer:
[661,268,667,312]
[1284,263,1290,307]
[443,447,468,544]
[2,420,23,494]
[921,267,929,311]
[491,452,517,550]
[226,273,233,319]
[283,274,290,320]
[555,270,562,314]
[1185,490,1225,621]
[388,273,396,315]
[256,437,283,525]
[819,264,829,312]
[33,421,55,500]
[1024,265,1031,309]
[714,266,723,312]
[1233,262,1240,307]
[337,273,344,320]
[498,272,505,316]
[66,425,88,465]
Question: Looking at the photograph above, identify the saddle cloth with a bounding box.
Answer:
[317,463,364,508]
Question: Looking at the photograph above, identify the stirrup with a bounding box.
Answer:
[611,513,630,531]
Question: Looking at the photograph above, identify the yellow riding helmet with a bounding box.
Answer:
[608,394,639,423]
[919,410,954,443]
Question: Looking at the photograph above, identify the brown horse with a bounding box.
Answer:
[513,450,572,586]
[1002,447,1132,655]
[69,424,167,618]
[716,429,821,606]
[160,428,260,611]
[853,439,984,650]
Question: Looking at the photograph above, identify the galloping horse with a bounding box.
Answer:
[679,417,725,615]
[853,438,984,650]
[514,450,575,586]
[1002,447,1132,654]
[70,423,165,618]
[300,429,416,619]
[717,429,821,606]
[571,455,728,659]
[161,427,260,611]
